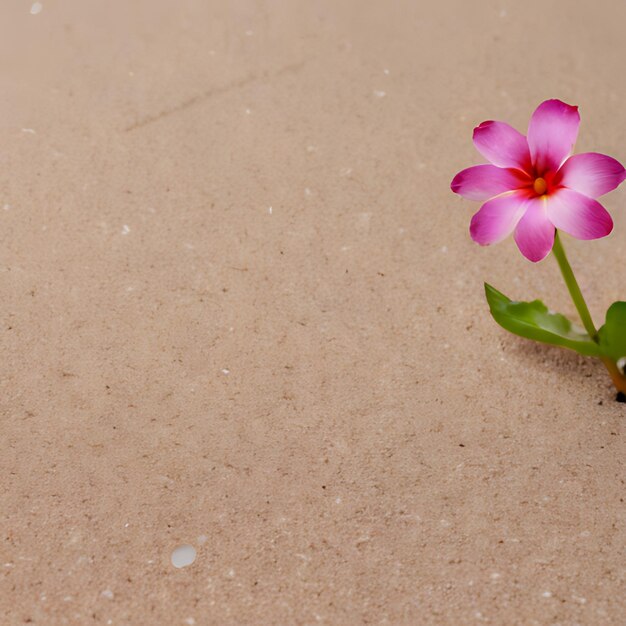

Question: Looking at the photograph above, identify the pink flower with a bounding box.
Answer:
[451,99,626,262]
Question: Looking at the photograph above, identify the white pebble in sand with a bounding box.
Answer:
[101,590,114,600]
[171,544,196,568]
[121,224,130,235]
[30,2,43,15]
[374,90,386,98]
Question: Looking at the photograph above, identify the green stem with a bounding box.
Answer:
[552,231,598,340]
[552,231,626,396]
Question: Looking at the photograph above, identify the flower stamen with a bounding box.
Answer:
[533,177,548,196]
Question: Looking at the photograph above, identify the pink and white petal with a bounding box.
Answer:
[513,197,555,262]
[451,165,529,201]
[473,121,532,171]
[527,99,580,174]
[556,152,626,198]
[546,188,613,240]
[469,191,527,246]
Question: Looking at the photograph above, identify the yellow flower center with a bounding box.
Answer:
[533,177,548,196]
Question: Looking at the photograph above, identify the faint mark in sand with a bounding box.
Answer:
[30,2,43,15]
[21,128,36,134]
[125,59,311,132]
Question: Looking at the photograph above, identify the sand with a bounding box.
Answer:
[1,0,625,624]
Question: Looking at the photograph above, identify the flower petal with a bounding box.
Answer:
[527,99,580,174]
[556,152,626,198]
[451,165,530,201]
[473,121,531,171]
[470,191,528,246]
[513,197,555,262]
[546,188,613,240]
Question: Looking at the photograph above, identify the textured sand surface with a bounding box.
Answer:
[1,1,625,624]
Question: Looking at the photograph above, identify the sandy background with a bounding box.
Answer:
[1,0,625,624]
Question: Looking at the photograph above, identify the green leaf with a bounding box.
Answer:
[484,283,602,357]
[598,302,626,361]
